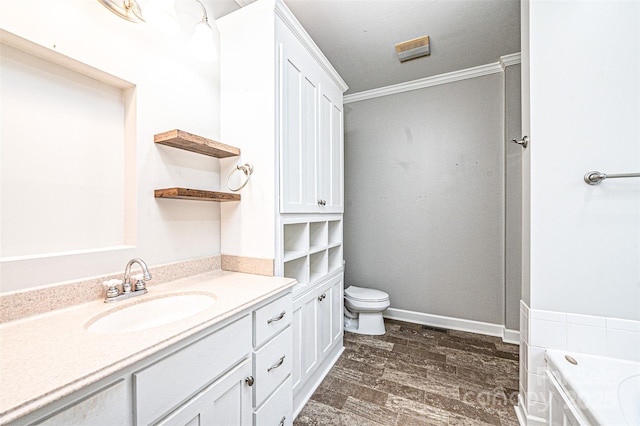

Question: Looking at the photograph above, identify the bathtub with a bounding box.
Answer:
[545,350,640,425]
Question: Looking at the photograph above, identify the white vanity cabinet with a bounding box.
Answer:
[291,272,343,411]
[9,289,293,426]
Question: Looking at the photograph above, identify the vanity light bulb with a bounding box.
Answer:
[188,20,217,63]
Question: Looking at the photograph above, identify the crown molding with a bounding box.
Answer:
[499,52,522,69]
[344,62,503,104]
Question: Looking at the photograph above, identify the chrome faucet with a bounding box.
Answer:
[103,258,153,303]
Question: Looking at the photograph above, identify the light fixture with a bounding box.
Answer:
[143,0,181,35]
[97,0,144,23]
[96,0,217,62]
[188,1,217,63]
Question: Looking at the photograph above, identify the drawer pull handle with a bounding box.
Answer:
[267,311,286,324]
[267,355,286,372]
[317,293,326,302]
[279,416,286,426]
[245,376,255,386]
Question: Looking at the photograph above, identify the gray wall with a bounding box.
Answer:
[344,74,506,325]
[504,64,522,330]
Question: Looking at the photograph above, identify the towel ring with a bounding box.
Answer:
[227,163,254,192]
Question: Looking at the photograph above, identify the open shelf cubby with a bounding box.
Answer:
[309,250,328,283]
[328,220,342,246]
[309,222,327,252]
[284,256,308,285]
[281,218,342,286]
[328,245,343,273]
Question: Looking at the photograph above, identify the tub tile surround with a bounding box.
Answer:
[0,270,296,424]
[517,300,640,424]
[0,256,227,323]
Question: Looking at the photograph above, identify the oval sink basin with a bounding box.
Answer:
[86,293,216,334]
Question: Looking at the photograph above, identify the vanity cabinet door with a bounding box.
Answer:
[291,289,319,393]
[317,274,343,359]
[156,359,252,426]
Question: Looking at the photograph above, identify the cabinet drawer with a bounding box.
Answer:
[254,293,292,347]
[254,377,292,426]
[253,326,292,408]
[134,315,251,425]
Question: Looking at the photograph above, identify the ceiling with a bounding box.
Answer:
[208,0,521,95]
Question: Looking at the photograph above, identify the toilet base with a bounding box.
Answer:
[343,312,386,335]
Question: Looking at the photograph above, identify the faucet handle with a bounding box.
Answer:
[103,279,122,300]
[132,273,146,292]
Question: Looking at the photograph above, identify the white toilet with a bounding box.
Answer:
[343,285,390,335]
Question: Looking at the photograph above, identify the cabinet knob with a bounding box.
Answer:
[317,293,326,301]
[279,416,286,426]
[317,199,326,206]
[245,376,255,386]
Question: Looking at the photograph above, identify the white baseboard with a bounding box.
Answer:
[503,328,521,344]
[516,394,547,426]
[384,308,520,344]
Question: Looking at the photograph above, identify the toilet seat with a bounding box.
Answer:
[344,285,389,303]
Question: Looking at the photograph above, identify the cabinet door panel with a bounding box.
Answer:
[302,76,318,209]
[280,42,321,214]
[318,94,332,209]
[291,291,319,393]
[282,57,303,209]
[156,359,252,426]
[318,274,343,358]
[330,274,344,345]
[329,103,343,212]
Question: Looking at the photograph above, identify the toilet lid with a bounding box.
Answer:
[344,285,389,302]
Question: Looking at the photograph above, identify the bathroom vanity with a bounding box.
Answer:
[0,272,295,426]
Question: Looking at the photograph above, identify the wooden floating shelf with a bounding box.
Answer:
[154,129,240,158]
[154,188,240,202]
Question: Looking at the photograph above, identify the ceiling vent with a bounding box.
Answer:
[395,35,430,62]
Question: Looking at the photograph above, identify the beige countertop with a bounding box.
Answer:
[0,270,296,424]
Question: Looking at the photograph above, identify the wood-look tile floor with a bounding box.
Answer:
[294,319,520,426]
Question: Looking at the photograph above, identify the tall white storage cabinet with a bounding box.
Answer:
[218,0,348,418]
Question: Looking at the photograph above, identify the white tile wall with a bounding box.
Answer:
[528,345,546,375]
[527,371,547,402]
[530,319,567,349]
[606,328,640,362]
[566,323,607,355]
[526,306,640,362]
[519,301,640,425]
[607,317,640,332]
